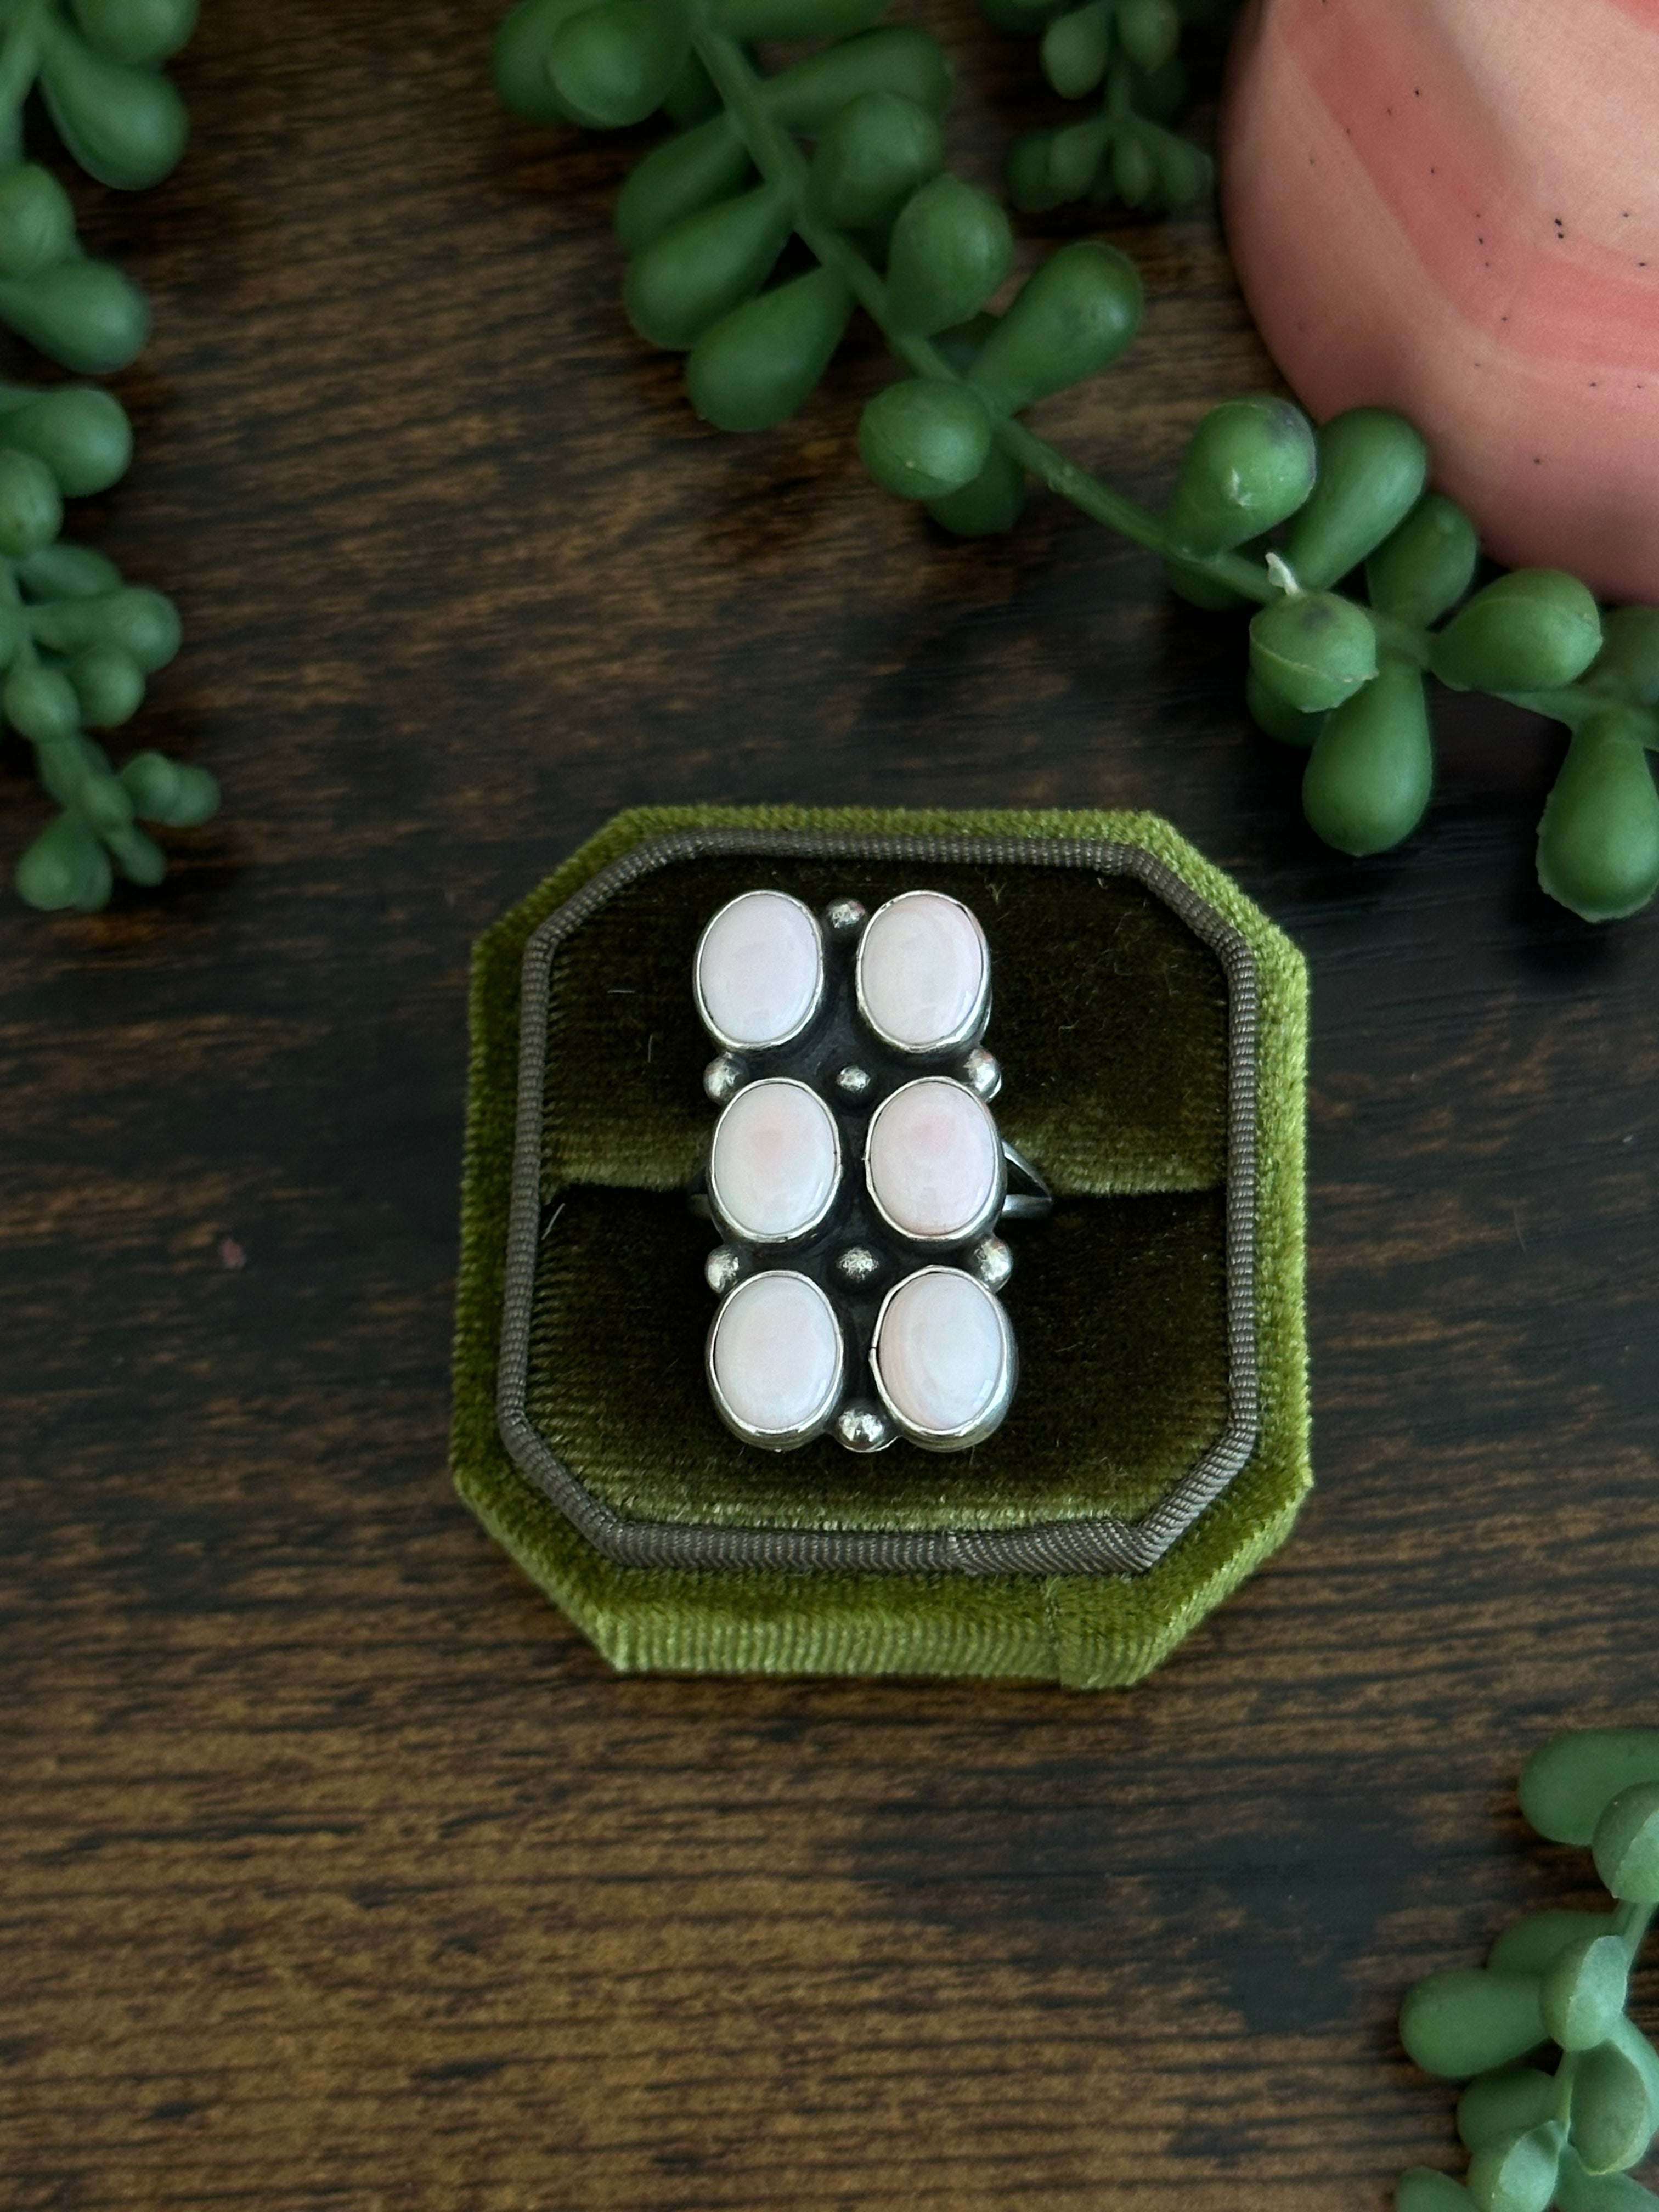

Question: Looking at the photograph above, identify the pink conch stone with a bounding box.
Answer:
[865,1077,1001,1242]
[709,1079,840,1243]
[1221,0,1659,599]
[857,891,988,1052]
[710,1271,844,1440]
[873,1269,1011,1440]
[696,890,823,1049]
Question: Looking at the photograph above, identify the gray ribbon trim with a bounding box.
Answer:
[496,828,1260,1578]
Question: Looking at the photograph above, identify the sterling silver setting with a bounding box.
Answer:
[689,885,1050,1455]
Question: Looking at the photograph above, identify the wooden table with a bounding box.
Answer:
[4,4,1656,2205]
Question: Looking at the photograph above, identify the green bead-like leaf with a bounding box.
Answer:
[1541,1933,1630,2052]
[1489,1913,1619,1977]
[1250,591,1378,715]
[1537,716,1659,923]
[1365,492,1480,628]
[1593,1782,1659,1903]
[1124,122,1211,211]
[1556,2149,1659,2210]
[1110,128,1156,207]
[548,0,689,129]
[6,661,82,745]
[926,443,1025,537]
[0,166,76,278]
[1431,569,1602,693]
[1399,1970,1548,2081]
[1458,2069,1561,2154]
[968,240,1142,414]
[1165,396,1317,559]
[0,387,132,496]
[1572,2040,1656,2176]
[1042,0,1113,95]
[1047,115,1110,199]
[616,117,751,255]
[31,588,182,672]
[685,266,852,431]
[1283,408,1429,591]
[0,259,151,375]
[0,448,62,558]
[14,808,110,911]
[1116,0,1181,71]
[38,21,189,189]
[859,377,991,500]
[1301,654,1432,853]
[19,544,121,600]
[69,644,145,728]
[885,175,1012,336]
[766,29,953,133]
[808,92,943,230]
[1467,2124,1564,2212]
[1246,668,1325,747]
[72,0,198,65]
[72,0,198,66]
[624,183,791,350]
[1397,2172,1479,2212]
[121,751,219,826]
[493,0,596,122]
[1521,1733,1659,1847]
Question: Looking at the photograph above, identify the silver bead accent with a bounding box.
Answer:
[835,1403,894,1453]
[967,1235,1013,1292]
[960,1047,1002,1102]
[824,898,867,939]
[836,1243,883,1288]
[704,1053,746,1105]
[704,1245,744,1295]
[834,1063,873,1099]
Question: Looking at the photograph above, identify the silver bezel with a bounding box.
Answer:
[693,888,827,1054]
[707,1076,844,1248]
[863,1076,1007,1249]
[869,1266,1018,1453]
[853,889,991,1059]
[706,1269,846,1452]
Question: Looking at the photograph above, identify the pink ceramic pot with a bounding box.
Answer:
[1221,0,1659,602]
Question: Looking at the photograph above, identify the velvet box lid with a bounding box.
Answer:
[450,806,1310,1688]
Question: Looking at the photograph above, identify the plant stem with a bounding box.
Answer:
[691,14,1276,603]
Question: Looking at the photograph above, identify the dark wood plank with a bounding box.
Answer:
[1,3,1655,2207]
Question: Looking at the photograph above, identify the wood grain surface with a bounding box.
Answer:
[2,4,1656,2207]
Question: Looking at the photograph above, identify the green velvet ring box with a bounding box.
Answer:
[450,806,1310,1688]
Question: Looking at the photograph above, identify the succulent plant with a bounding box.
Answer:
[497,0,1659,924]
[1397,1731,1659,2212]
[0,0,213,913]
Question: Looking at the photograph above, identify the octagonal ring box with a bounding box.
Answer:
[450,807,1310,1690]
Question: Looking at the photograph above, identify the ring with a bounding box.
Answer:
[689,887,1051,1455]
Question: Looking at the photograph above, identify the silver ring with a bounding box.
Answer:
[690,885,1048,1455]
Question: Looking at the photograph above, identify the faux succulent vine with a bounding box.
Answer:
[496,0,1659,924]
[995,0,1231,217]
[1399,1731,1659,2212]
[0,0,213,914]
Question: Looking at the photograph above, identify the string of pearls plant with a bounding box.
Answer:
[495,0,1659,925]
[0,0,213,915]
[1399,1731,1659,2212]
